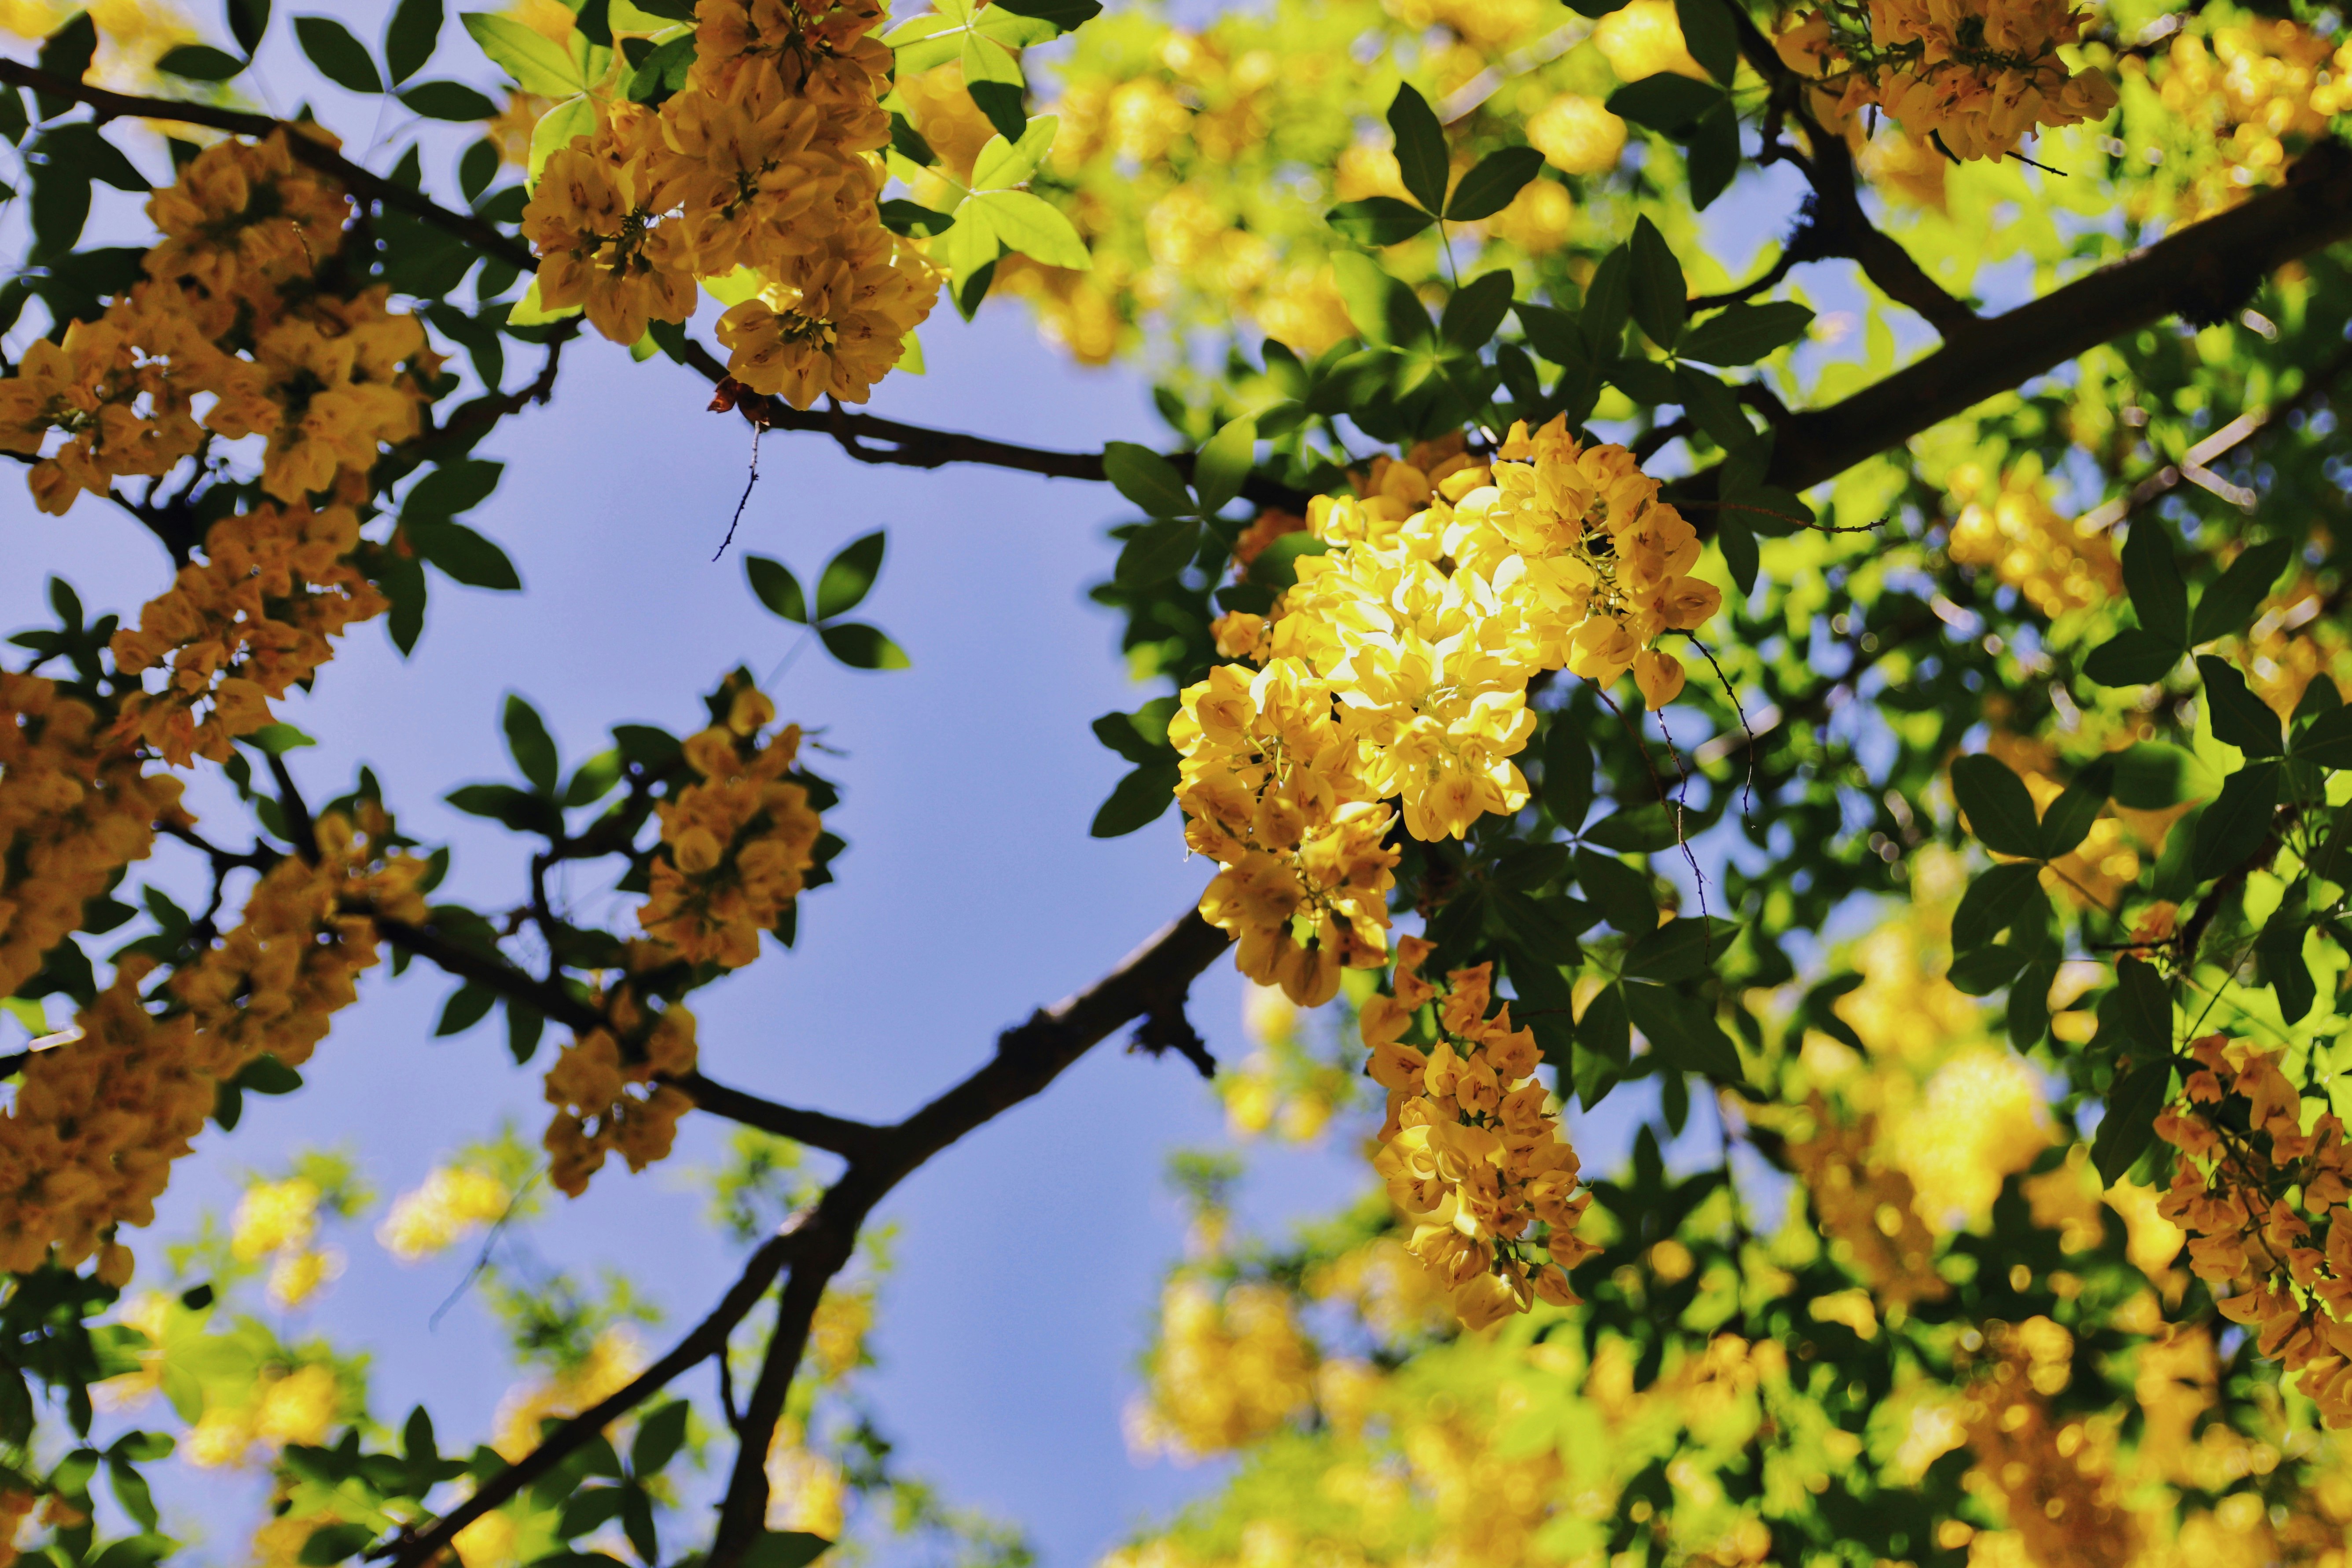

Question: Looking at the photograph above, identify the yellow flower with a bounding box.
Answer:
[378,1165,512,1260]
[253,1363,341,1447]
[1526,94,1628,174]
[1593,0,1706,81]
[231,1178,321,1262]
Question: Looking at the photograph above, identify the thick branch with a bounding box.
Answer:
[0,59,538,274]
[382,1223,810,1568]
[705,906,1227,1565]
[1756,140,2352,496]
[663,1070,889,1161]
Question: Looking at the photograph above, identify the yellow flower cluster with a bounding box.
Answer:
[0,672,187,997]
[0,1488,33,1568]
[522,0,936,407]
[377,1162,512,1260]
[2154,1034,2352,1427]
[1945,461,2122,620]
[0,808,424,1278]
[231,1176,340,1310]
[1365,939,1595,1327]
[1173,419,1722,1001]
[1129,1278,1316,1458]
[1785,1102,1952,1309]
[542,978,698,1198]
[2145,20,2352,218]
[0,132,432,514]
[1775,0,2118,159]
[638,685,822,968]
[108,502,390,766]
[1959,1317,2139,1568]
[183,1362,342,1469]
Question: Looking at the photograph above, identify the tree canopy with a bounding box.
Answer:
[3,0,2352,1564]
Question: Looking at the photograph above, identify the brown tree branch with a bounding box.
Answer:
[0,58,539,274]
[379,1221,814,1568]
[1761,140,2352,494]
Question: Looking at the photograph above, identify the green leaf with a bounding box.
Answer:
[1577,981,1631,1066]
[970,189,1088,269]
[630,1402,690,1477]
[529,93,595,182]
[245,723,316,756]
[462,10,585,94]
[2038,779,2106,859]
[742,1534,834,1568]
[1945,944,2026,996]
[1115,517,1202,584]
[816,623,911,670]
[1444,147,1544,220]
[1102,442,1195,518]
[1330,251,1431,349]
[436,982,496,1037]
[2103,956,2172,1058]
[886,15,964,74]
[2192,760,2279,880]
[2198,654,2283,756]
[1574,848,1654,933]
[1684,100,1739,208]
[294,15,382,91]
[2008,958,2056,1050]
[1673,0,1739,81]
[508,1000,545,1063]
[445,782,559,834]
[960,32,1026,141]
[1623,917,1730,982]
[879,199,956,238]
[1672,364,1751,447]
[1091,712,1165,766]
[1581,801,1683,852]
[1091,762,1179,837]
[816,530,886,621]
[1951,861,2044,954]
[989,0,1102,29]
[2111,742,2213,807]
[1326,197,1434,248]
[405,457,503,518]
[2120,517,2189,648]
[1190,416,1257,517]
[297,1525,379,1568]
[1624,982,1742,1081]
[2256,914,2315,1024]
[42,122,150,191]
[229,0,271,57]
[503,694,559,794]
[969,114,1056,189]
[2092,1061,2172,1186]
[36,12,97,114]
[1676,300,1812,366]
[2083,628,2184,687]
[2189,537,2292,647]
[1626,216,1685,351]
[406,519,521,591]
[1542,721,1594,831]
[158,44,246,79]
[401,79,497,119]
[386,0,444,82]
[563,749,621,807]
[2297,705,2352,770]
[1716,510,1757,595]
[1385,82,1448,214]
[746,556,808,624]
[1439,270,1514,352]
[971,4,1058,45]
[1951,753,2044,859]
[1604,73,1723,132]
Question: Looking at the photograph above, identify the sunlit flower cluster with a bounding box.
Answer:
[541,976,698,1198]
[109,502,390,765]
[1775,0,2118,159]
[0,132,432,514]
[0,672,187,997]
[2154,1034,2352,1427]
[1130,1278,1317,1457]
[377,1162,513,1260]
[1173,418,1721,999]
[637,683,823,969]
[0,806,424,1280]
[1786,1102,1953,1309]
[522,0,936,406]
[2144,18,2352,218]
[1958,1317,2139,1567]
[1945,460,2123,620]
[1364,938,1594,1327]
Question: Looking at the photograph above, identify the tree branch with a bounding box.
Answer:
[0,59,538,275]
[662,1071,889,1162]
[381,1221,813,1568]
